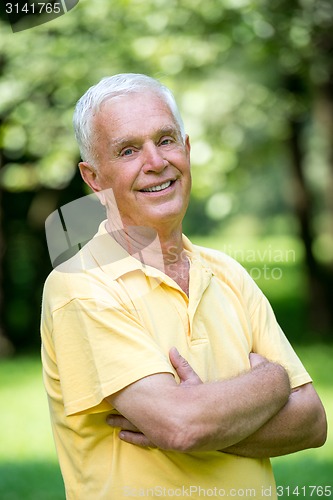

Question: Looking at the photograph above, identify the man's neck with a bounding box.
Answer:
[105,220,190,294]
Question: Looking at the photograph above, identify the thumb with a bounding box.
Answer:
[169,347,202,386]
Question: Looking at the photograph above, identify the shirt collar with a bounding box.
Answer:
[86,220,210,283]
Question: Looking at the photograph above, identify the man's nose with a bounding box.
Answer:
[142,143,167,173]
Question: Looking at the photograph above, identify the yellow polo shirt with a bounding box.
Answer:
[41,222,311,499]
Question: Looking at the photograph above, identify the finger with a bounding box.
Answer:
[118,431,156,448]
[249,352,267,368]
[106,415,139,432]
[169,347,202,385]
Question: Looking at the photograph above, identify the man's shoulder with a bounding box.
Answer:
[42,235,136,312]
[43,245,90,303]
[43,239,114,308]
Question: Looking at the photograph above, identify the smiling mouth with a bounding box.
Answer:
[140,180,174,193]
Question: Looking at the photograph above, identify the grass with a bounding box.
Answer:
[271,344,333,497]
[0,356,65,500]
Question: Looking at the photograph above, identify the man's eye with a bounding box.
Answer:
[122,148,134,156]
[160,138,173,146]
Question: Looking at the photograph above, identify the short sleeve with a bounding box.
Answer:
[241,272,312,388]
[52,298,174,416]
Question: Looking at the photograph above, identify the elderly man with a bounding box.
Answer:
[41,73,327,499]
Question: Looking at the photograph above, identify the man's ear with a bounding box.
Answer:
[79,162,108,206]
[185,135,191,157]
[78,162,100,193]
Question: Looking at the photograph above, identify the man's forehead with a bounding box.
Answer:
[99,90,170,114]
[95,94,180,142]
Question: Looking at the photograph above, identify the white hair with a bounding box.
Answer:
[73,73,185,165]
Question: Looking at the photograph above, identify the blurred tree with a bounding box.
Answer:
[0,125,14,356]
[259,0,333,331]
[0,0,332,352]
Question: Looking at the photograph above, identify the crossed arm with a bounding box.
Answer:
[106,348,327,457]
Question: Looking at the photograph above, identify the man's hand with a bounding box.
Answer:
[169,346,203,386]
[106,347,202,447]
[249,352,267,368]
[106,414,155,447]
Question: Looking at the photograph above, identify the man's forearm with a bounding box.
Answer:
[222,383,327,458]
[108,354,291,452]
[178,359,291,452]
[108,352,326,456]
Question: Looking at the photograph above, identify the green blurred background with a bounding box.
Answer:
[0,0,332,498]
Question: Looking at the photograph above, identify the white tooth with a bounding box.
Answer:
[144,181,171,192]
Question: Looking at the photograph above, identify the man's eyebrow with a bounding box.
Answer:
[157,126,179,137]
[110,126,180,150]
[110,136,137,150]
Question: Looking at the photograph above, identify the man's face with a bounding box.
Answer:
[80,92,191,232]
